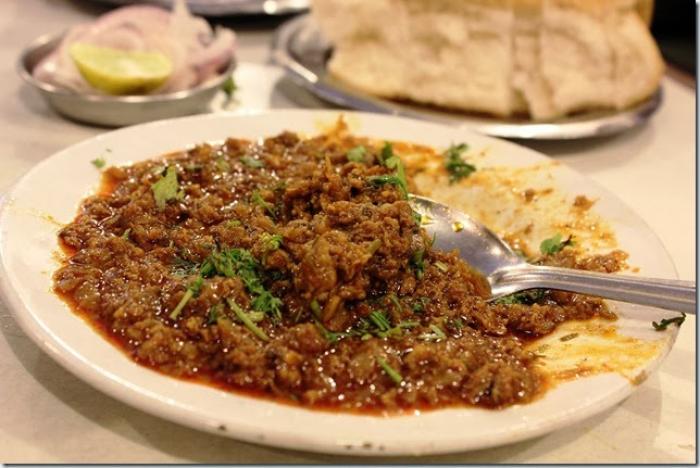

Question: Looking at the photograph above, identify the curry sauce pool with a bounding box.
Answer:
[53,124,619,412]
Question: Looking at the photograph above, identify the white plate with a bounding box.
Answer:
[0,110,680,456]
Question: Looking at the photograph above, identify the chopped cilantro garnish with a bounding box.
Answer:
[171,256,199,277]
[251,191,277,220]
[377,356,403,386]
[240,156,264,168]
[169,276,204,320]
[215,156,231,172]
[121,228,131,241]
[227,299,269,341]
[251,291,282,320]
[652,312,686,331]
[494,289,547,305]
[559,333,579,342]
[347,146,367,162]
[91,157,106,169]
[350,310,417,340]
[207,304,222,325]
[434,261,449,273]
[420,323,447,341]
[410,249,425,279]
[222,75,237,100]
[313,317,349,343]
[261,233,283,253]
[225,219,241,228]
[444,143,476,183]
[540,234,574,255]
[412,296,430,314]
[368,310,391,332]
[379,142,396,165]
[451,317,464,330]
[412,210,422,227]
[310,299,322,318]
[367,174,408,198]
[152,166,184,210]
[202,247,282,321]
[388,293,402,312]
[368,142,409,198]
[384,155,408,195]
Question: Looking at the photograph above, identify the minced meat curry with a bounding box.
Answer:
[54,126,618,412]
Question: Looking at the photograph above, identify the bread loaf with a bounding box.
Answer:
[312,0,663,120]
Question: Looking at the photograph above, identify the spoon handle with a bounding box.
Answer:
[497,266,696,314]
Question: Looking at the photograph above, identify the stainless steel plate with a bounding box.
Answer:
[89,0,309,16]
[272,14,663,141]
[19,33,235,127]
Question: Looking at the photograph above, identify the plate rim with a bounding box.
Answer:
[88,0,309,16]
[271,14,664,141]
[0,109,681,456]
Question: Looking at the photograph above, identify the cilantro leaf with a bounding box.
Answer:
[379,142,394,165]
[152,166,183,210]
[203,247,283,321]
[222,75,237,100]
[169,276,204,320]
[444,143,476,183]
[215,156,231,172]
[493,289,547,305]
[652,312,686,331]
[91,157,106,169]
[377,356,403,385]
[540,234,574,255]
[368,310,391,332]
[260,233,283,253]
[367,174,408,198]
[251,191,277,220]
[240,156,264,168]
[347,146,367,162]
[227,299,269,341]
[410,249,425,279]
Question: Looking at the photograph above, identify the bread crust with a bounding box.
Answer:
[312,0,663,120]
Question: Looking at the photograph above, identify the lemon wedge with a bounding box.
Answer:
[69,43,173,95]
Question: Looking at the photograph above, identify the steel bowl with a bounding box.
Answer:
[18,33,236,127]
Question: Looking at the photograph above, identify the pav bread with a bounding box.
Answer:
[312,0,663,120]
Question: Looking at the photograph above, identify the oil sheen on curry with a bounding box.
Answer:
[54,122,628,413]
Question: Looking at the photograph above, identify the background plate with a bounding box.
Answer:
[89,0,309,16]
[0,111,680,456]
[272,15,663,141]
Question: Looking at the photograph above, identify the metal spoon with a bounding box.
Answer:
[410,195,696,314]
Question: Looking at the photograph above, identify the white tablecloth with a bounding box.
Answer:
[0,0,695,463]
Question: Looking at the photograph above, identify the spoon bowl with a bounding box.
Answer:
[410,195,696,314]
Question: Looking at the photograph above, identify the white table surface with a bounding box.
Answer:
[0,0,696,463]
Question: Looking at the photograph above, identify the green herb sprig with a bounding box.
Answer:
[444,143,476,183]
[377,356,403,386]
[419,324,447,341]
[91,157,106,169]
[652,312,686,331]
[410,249,425,279]
[540,234,574,255]
[169,276,204,320]
[152,166,184,210]
[241,156,264,168]
[251,191,277,220]
[227,298,269,341]
[222,75,237,100]
[493,289,547,306]
[367,142,408,198]
[347,146,367,162]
